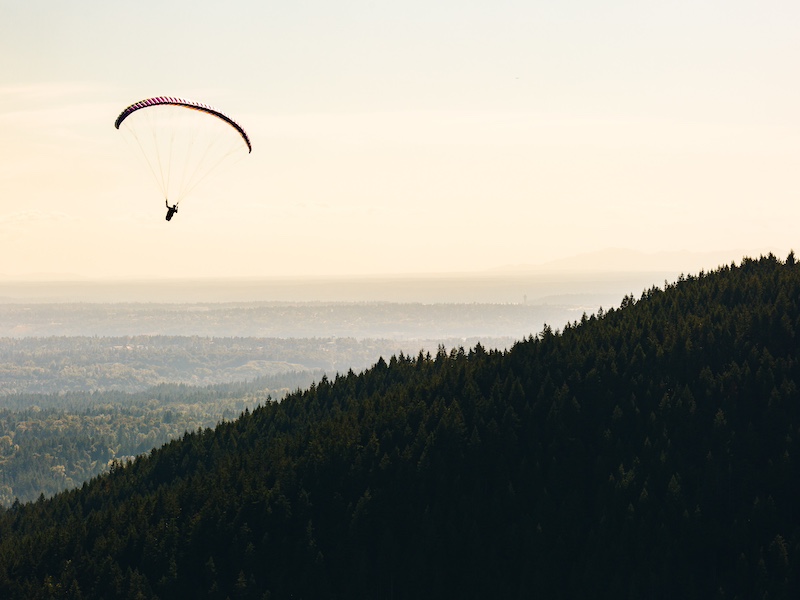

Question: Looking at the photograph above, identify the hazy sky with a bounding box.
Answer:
[2,0,799,279]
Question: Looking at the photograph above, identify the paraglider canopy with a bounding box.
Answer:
[114,96,252,211]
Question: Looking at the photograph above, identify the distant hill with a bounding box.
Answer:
[491,246,779,274]
[0,254,798,598]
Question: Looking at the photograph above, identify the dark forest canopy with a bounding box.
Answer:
[0,373,323,506]
[0,254,799,598]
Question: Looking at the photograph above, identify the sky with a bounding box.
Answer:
[1,0,799,280]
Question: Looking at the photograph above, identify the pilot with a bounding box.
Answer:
[165,200,178,221]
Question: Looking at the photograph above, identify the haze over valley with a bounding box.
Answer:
[0,265,695,506]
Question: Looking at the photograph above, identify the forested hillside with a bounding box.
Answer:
[0,255,799,598]
[0,372,321,505]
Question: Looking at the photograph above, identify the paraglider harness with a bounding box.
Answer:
[165,200,178,221]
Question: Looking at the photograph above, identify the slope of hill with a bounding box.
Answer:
[0,373,323,506]
[0,254,798,598]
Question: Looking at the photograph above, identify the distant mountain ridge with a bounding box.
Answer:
[491,246,781,273]
[0,254,798,598]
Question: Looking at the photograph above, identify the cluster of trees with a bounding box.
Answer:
[0,372,320,505]
[0,335,512,394]
[0,255,798,598]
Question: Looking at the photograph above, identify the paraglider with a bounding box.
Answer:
[114,96,251,220]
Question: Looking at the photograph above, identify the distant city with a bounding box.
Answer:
[0,269,682,304]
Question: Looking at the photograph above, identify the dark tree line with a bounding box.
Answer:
[0,254,798,598]
[0,373,321,505]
